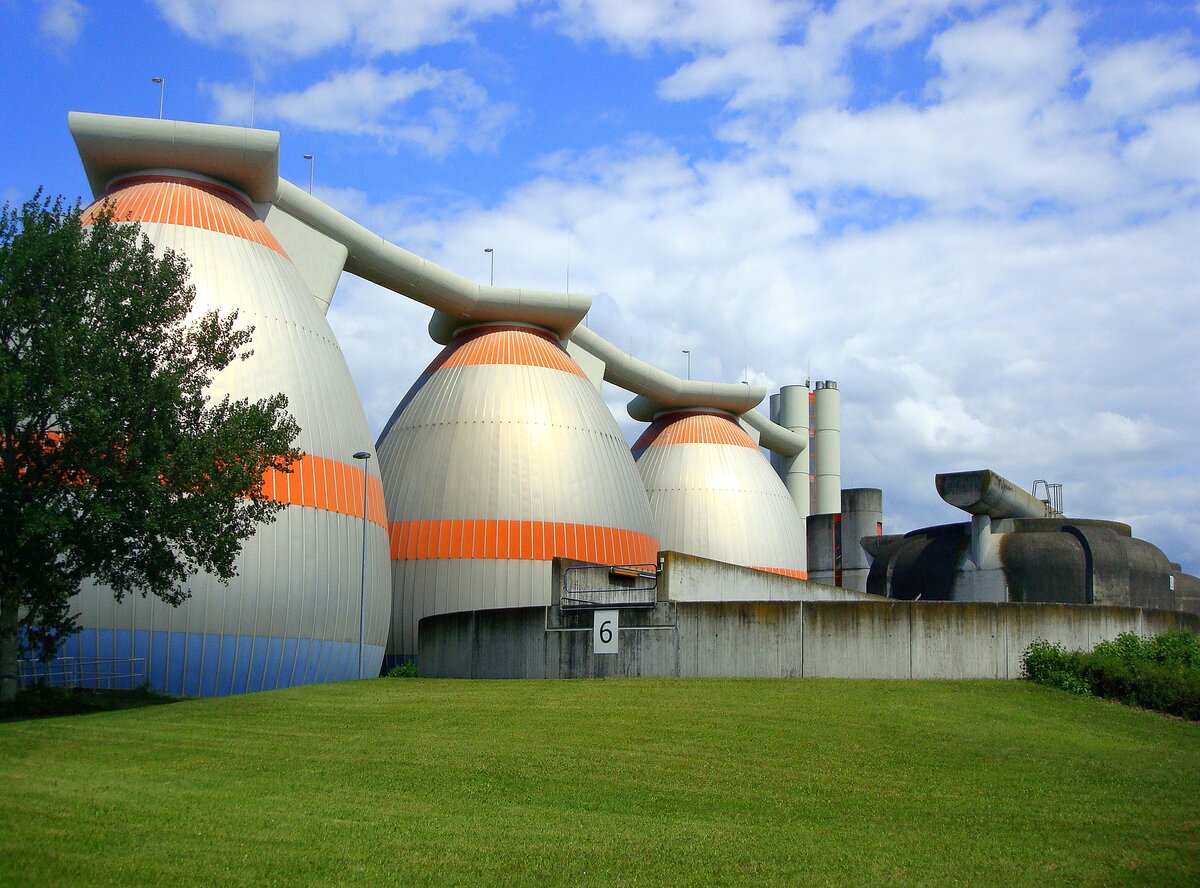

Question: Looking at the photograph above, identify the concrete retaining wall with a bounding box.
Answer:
[662,551,877,603]
[420,600,1200,679]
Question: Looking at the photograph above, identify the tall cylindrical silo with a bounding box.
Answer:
[775,384,811,523]
[378,322,658,663]
[840,488,883,593]
[61,171,392,695]
[633,409,806,578]
[768,393,782,474]
[813,380,841,515]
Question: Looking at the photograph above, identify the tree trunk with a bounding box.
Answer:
[0,591,19,703]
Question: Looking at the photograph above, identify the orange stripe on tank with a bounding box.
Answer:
[436,326,585,377]
[82,175,288,259]
[388,519,658,565]
[750,566,809,580]
[386,325,586,421]
[632,411,759,456]
[260,454,386,527]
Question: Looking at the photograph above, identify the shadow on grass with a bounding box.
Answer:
[0,685,182,722]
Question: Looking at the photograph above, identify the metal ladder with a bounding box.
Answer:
[1031,479,1063,516]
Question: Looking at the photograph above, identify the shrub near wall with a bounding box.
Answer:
[1022,630,1200,720]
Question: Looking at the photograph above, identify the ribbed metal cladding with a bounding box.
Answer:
[378,324,658,661]
[633,410,807,578]
[813,381,842,516]
[59,173,392,695]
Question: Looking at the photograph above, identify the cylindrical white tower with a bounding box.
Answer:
[378,323,658,663]
[634,409,806,578]
[775,384,811,521]
[768,393,782,475]
[813,380,841,516]
[840,488,883,593]
[66,171,392,695]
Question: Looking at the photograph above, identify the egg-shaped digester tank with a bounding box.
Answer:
[58,172,392,695]
[378,323,658,662]
[633,409,807,578]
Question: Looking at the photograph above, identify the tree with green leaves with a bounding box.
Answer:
[0,192,301,702]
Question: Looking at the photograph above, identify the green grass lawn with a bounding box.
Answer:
[0,679,1196,886]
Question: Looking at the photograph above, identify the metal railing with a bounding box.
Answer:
[561,563,658,609]
[17,656,147,689]
[1032,479,1063,516]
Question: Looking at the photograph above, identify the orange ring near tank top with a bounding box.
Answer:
[83,175,288,258]
[632,411,759,457]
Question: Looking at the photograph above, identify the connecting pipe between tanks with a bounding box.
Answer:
[275,180,806,459]
[273,182,807,458]
[67,113,808,458]
[571,327,805,458]
[273,180,592,339]
[431,307,770,420]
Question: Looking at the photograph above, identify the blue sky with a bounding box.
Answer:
[4,0,1199,574]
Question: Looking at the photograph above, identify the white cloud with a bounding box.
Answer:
[560,0,996,109]
[925,2,1082,103]
[39,0,86,48]
[326,276,441,431]
[153,0,519,57]
[208,66,520,155]
[891,393,993,458]
[548,0,798,52]
[776,99,1125,216]
[1084,412,1165,456]
[658,40,848,108]
[741,3,1200,224]
[1084,37,1200,118]
[1123,103,1200,184]
[570,0,1197,226]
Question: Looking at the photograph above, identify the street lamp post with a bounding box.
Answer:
[484,248,493,285]
[682,349,691,380]
[303,154,314,194]
[352,450,371,679]
[151,77,164,119]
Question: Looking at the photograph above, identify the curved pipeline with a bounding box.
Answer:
[570,325,764,415]
[68,112,807,457]
[568,327,804,456]
[736,408,807,457]
[273,180,591,338]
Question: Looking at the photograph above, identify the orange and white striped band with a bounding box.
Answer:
[388,518,658,565]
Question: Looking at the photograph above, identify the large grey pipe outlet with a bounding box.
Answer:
[935,469,1056,519]
[813,381,841,516]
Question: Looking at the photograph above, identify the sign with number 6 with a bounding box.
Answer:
[594,609,618,654]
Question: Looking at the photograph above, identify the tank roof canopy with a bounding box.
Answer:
[69,112,280,202]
